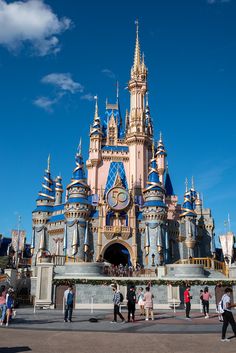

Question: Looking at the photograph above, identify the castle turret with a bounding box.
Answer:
[65,142,91,260]
[126,21,152,191]
[87,97,103,194]
[142,147,168,267]
[156,132,167,184]
[179,178,197,258]
[54,175,63,205]
[32,155,55,255]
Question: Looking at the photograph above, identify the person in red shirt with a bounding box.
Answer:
[184,286,192,319]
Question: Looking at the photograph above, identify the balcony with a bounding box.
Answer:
[103,226,131,240]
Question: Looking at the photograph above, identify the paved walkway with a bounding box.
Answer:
[1,309,236,353]
[0,307,235,333]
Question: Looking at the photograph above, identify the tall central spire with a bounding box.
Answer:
[134,19,141,69]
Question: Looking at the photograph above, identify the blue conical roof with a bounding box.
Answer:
[66,143,89,195]
[37,157,55,202]
[144,158,163,192]
[165,170,174,196]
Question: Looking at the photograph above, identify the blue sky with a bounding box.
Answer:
[0,0,235,246]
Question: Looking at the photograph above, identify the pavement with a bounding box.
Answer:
[1,308,236,353]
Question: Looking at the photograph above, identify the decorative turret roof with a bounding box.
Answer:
[144,149,163,192]
[66,140,90,203]
[144,92,153,136]
[156,132,167,157]
[180,178,196,218]
[143,150,166,208]
[37,154,55,202]
[90,96,102,137]
[131,20,147,78]
[164,164,174,196]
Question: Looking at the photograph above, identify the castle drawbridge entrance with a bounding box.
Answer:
[103,243,131,266]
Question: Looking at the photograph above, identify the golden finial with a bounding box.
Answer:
[134,19,141,68]
[47,154,51,172]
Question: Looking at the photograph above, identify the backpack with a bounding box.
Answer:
[120,292,124,303]
[218,298,224,314]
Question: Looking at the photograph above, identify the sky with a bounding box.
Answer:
[0,0,236,246]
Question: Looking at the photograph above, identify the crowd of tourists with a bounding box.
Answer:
[104,263,143,277]
[1,282,236,342]
[62,284,236,342]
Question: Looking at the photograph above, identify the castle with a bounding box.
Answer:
[31,23,215,270]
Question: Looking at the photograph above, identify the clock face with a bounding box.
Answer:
[107,186,130,211]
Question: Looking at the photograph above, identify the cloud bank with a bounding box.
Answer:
[0,0,72,55]
[41,73,84,93]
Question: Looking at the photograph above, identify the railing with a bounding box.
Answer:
[52,255,66,266]
[174,257,228,277]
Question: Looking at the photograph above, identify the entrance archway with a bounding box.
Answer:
[103,243,131,266]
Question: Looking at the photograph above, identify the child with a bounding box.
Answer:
[137,287,145,316]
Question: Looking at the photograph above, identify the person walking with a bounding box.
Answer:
[143,286,154,321]
[202,286,212,318]
[111,284,125,323]
[5,288,14,327]
[63,285,74,323]
[220,287,236,342]
[184,286,192,319]
[137,287,145,316]
[127,286,136,322]
[0,285,7,326]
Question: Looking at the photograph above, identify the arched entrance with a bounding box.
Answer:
[103,243,131,266]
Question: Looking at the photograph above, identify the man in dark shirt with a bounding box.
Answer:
[127,286,136,322]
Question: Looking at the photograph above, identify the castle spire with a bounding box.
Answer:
[77,138,82,157]
[134,19,141,69]
[94,95,98,120]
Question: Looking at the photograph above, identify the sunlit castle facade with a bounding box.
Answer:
[31,23,215,269]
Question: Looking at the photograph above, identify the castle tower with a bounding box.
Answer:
[156,132,167,185]
[32,155,55,255]
[87,97,103,194]
[64,141,91,260]
[179,179,197,258]
[142,147,168,267]
[54,175,63,205]
[126,21,152,191]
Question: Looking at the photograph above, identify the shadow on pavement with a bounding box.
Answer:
[0,347,31,353]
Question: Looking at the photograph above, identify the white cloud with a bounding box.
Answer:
[80,93,94,101]
[102,68,116,79]
[41,73,83,93]
[0,0,72,56]
[33,92,64,112]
